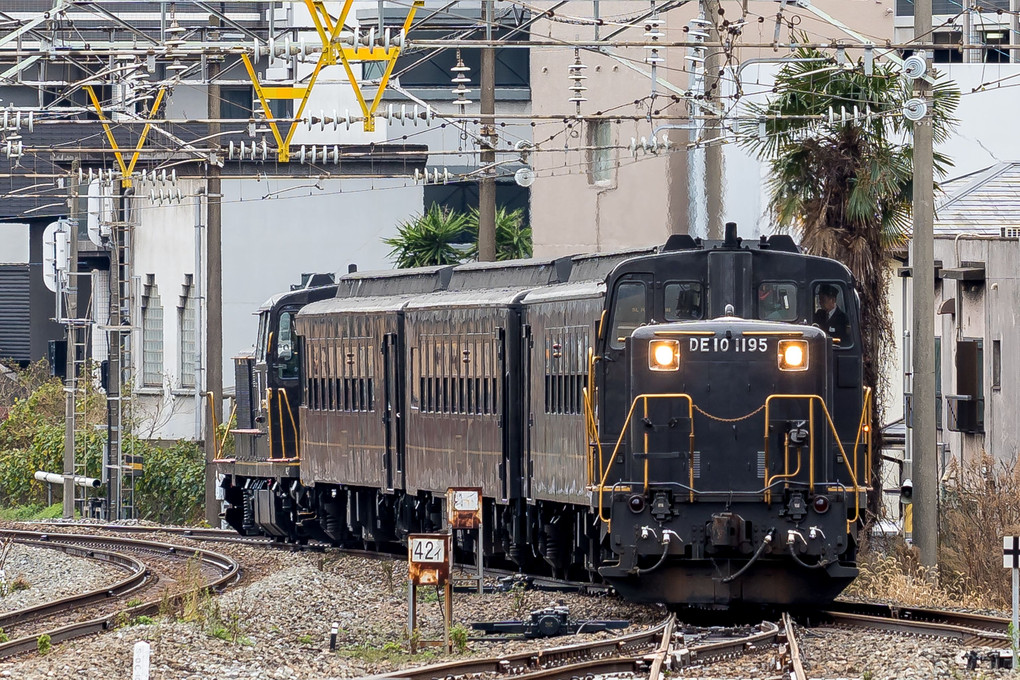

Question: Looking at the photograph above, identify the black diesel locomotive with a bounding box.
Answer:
[220,223,871,607]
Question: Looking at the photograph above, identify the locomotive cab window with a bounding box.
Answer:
[757,283,798,322]
[276,310,301,380]
[255,311,269,362]
[812,283,852,346]
[609,280,647,349]
[664,282,704,321]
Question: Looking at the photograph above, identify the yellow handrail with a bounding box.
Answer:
[595,393,694,523]
[217,404,236,460]
[583,345,603,487]
[763,394,864,531]
[277,386,287,458]
[206,391,218,438]
[279,389,301,460]
[764,434,803,489]
[266,387,274,459]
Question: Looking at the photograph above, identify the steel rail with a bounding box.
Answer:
[829,600,1010,631]
[0,539,147,629]
[26,522,612,594]
[373,615,672,680]
[783,612,807,680]
[673,620,781,667]
[823,610,1011,648]
[0,530,240,659]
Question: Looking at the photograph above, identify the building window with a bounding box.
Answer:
[992,339,1001,390]
[588,120,613,184]
[178,275,197,389]
[932,31,963,64]
[983,31,1009,63]
[141,276,163,387]
[220,87,253,119]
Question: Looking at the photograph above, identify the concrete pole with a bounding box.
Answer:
[205,35,223,526]
[477,0,497,262]
[106,182,124,521]
[911,0,938,569]
[703,0,724,239]
[63,160,79,519]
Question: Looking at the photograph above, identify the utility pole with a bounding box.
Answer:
[62,160,79,519]
[703,0,724,239]
[911,0,937,569]
[106,181,124,521]
[477,0,497,262]
[205,27,223,526]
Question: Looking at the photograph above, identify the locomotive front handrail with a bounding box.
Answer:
[204,393,235,460]
[279,388,301,460]
[277,387,287,457]
[764,433,803,491]
[595,393,695,524]
[266,387,274,459]
[763,394,864,531]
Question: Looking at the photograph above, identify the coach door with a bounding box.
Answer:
[521,323,534,499]
[381,333,402,491]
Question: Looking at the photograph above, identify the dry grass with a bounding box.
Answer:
[846,454,1019,611]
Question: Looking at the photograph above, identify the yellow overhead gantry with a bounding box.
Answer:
[242,0,422,162]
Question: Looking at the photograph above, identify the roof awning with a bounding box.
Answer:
[940,261,985,282]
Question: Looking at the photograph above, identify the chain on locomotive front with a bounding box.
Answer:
[589,225,871,606]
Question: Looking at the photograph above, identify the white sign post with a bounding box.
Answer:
[1004,535,1019,654]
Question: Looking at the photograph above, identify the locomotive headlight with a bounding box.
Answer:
[649,339,680,371]
[778,339,809,371]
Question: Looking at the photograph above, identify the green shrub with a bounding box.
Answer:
[37,633,51,655]
[449,623,469,654]
[0,372,204,524]
[134,439,205,524]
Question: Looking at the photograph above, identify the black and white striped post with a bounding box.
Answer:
[1004,535,1019,652]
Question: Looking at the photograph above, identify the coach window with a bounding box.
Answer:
[609,279,647,350]
[811,283,853,347]
[757,282,798,322]
[664,282,704,320]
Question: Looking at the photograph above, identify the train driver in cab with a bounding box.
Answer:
[813,284,849,340]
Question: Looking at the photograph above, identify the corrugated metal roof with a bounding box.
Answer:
[932,162,1020,236]
[521,280,605,304]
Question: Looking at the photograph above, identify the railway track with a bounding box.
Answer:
[0,530,240,658]
[823,600,1013,647]
[27,521,611,594]
[375,615,675,680]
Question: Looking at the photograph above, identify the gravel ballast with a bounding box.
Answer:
[0,535,1014,679]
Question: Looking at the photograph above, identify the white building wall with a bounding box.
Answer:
[131,178,205,440]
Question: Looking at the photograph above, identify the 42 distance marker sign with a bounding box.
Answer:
[409,535,447,564]
[407,534,451,586]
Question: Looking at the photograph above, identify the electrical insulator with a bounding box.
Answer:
[451,49,472,109]
[567,49,588,114]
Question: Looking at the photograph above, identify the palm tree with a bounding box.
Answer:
[384,204,471,268]
[466,206,533,261]
[739,46,959,515]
